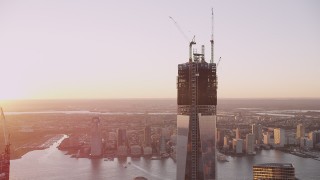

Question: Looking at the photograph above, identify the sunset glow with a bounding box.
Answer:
[0,0,319,100]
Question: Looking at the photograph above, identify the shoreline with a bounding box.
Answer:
[10,134,65,160]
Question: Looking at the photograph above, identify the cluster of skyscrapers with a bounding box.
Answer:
[271,124,320,149]
[218,122,320,156]
[219,124,262,155]
[88,117,174,158]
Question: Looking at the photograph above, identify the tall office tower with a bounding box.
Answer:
[117,128,127,148]
[117,128,128,157]
[300,137,313,149]
[296,123,305,139]
[252,124,262,144]
[253,163,295,180]
[274,128,286,147]
[246,133,255,155]
[176,36,217,179]
[90,117,102,157]
[232,139,243,154]
[223,136,229,149]
[236,128,240,139]
[144,125,152,146]
[159,128,167,155]
[309,130,320,146]
[217,129,225,146]
[216,129,220,145]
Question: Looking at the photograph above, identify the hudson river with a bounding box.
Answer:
[10,136,320,180]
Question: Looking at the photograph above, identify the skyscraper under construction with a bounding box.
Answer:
[176,11,217,180]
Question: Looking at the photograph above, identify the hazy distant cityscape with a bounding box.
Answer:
[0,99,320,179]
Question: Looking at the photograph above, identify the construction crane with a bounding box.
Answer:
[169,16,189,42]
[169,16,196,62]
[217,57,222,67]
[0,107,10,180]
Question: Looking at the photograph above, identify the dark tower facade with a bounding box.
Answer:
[117,128,128,148]
[176,43,217,180]
[144,125,152,146]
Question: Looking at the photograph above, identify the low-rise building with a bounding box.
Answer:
[253,163,295,180]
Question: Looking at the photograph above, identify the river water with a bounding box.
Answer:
[10,136,320,180]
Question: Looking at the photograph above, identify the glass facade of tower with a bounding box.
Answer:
[177,61,217,180]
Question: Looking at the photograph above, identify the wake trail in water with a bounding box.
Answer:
[130,163,172,180]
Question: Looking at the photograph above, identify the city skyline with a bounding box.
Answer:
[1,0,320,100]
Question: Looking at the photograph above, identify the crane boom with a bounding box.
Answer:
[169,16,189,42]
[217,57,222,67]
[169,16,196,62]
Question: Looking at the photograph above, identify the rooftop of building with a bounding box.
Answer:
[254,163,294,168]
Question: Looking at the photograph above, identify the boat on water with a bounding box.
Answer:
[150,156,161,160]
[217,153,228,162]
[133,176,148,180]
[161,153,170,158]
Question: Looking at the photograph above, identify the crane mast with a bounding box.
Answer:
[189,36,196,62]
[210,8,214,63]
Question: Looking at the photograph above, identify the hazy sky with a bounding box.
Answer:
[0,0,319,99]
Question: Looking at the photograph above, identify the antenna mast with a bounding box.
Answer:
[210,8,214,63]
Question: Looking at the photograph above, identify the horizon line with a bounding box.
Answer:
[1,97,320,101]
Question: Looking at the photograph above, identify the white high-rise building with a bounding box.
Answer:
[274,128,285,147]
[90,117,102,157]
[246,134,255,154]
